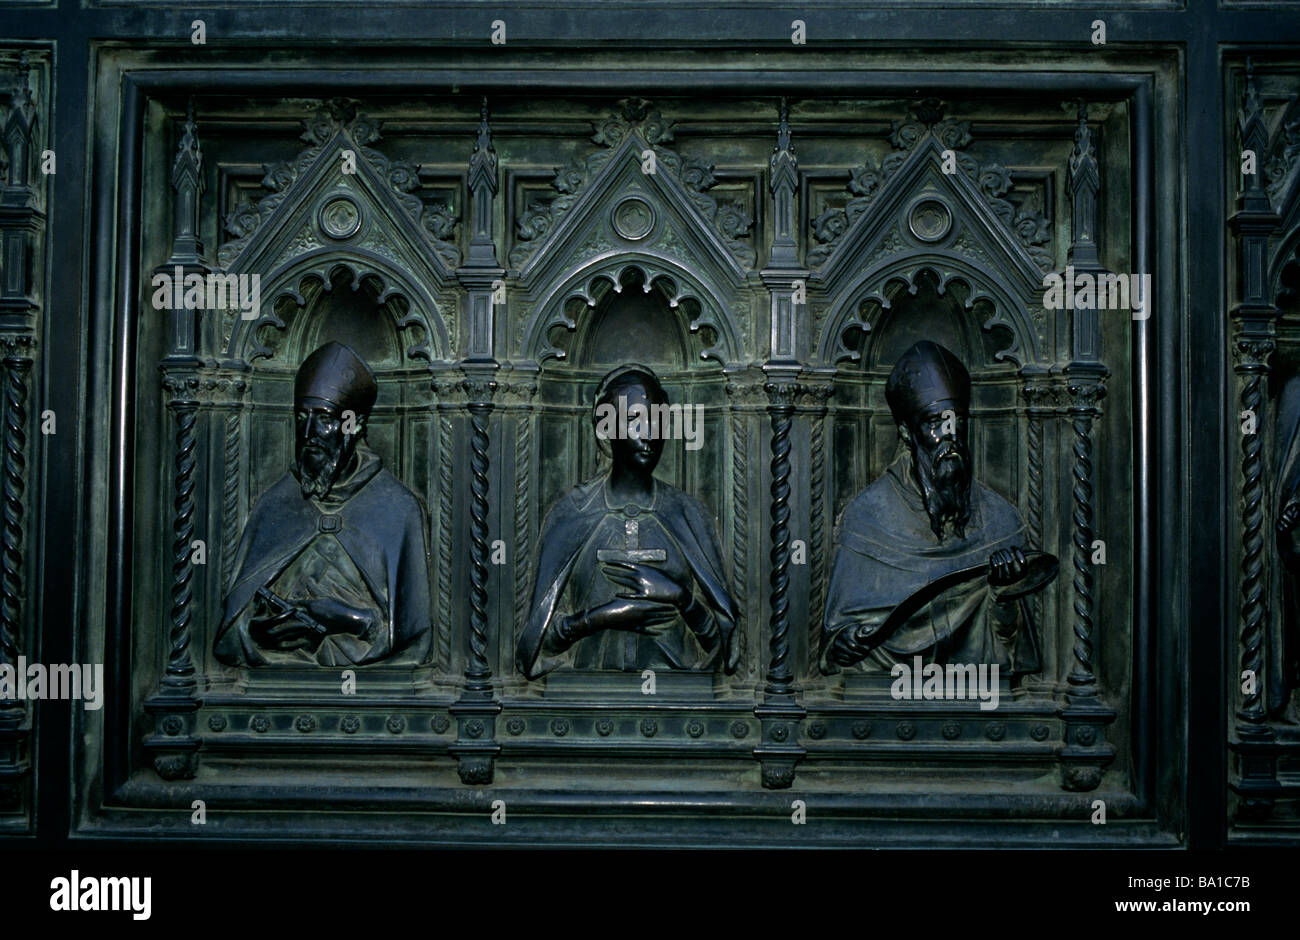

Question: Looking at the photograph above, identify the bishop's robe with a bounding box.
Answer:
[517,477,737,679]
[820,451,1039,675]
[216,444,433,667]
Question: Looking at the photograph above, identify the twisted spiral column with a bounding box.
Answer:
[765,386,795,696]
[513,417,532,630]
[1066,381,1103,696]
[730,412,748,637]
[437,414,454,669]
[164,398,198,688]
[808,411,827,649]
[464,398,493,693]
[0,356,30,704]
[221,411,240,587]
[1236,341,1272,726]
[1026,402,1045,628]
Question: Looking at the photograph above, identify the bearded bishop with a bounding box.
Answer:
[215,342,432,667]
[820,341,1039,675]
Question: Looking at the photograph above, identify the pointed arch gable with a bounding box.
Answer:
[820,138,1046,294]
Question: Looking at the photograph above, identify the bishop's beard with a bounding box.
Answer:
[912,438,972,541]
[297,440,346,500]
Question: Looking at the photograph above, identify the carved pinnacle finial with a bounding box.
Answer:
[777,97,792,153]
[9,52,33,115]
[475,97,492,154]
[173,97,202,183]
[469,95,498,192]
[1244,57,1261,118]
[1070,101,1097,179]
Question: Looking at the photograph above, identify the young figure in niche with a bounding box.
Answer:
[517,364,739,679]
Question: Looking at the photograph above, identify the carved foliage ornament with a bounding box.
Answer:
[809,99,1052,271]
[509,98,755,268]
[218,99,459,270]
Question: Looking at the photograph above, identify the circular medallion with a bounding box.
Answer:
[612,196,655,241]
[318,193,363,240]
[907,197,953,243]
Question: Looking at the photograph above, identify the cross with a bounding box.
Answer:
[596,517,667,564]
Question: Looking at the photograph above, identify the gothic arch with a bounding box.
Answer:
[816,255,1044,369]
[521,253,743,366]
[224,251,451,365]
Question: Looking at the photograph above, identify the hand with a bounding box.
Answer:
[827,624,874,667]
[249,605,326,652]
[586,596,680,635]
[299,596,374,637]
[1279,501,1300,536]
[720,621,741,674]
[988,547,1028,587]
[601,561,691,610]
